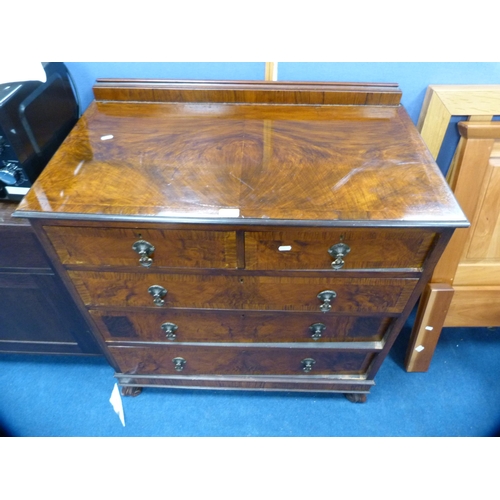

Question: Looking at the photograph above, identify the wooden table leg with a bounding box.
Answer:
[405,283,454,372]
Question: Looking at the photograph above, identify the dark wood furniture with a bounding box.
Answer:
[15,80,467,401]
[0,201,101,355]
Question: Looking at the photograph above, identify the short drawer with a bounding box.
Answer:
[44,226,238,269]
[91,309,394,343]
[109,344,377,376]
[245,228,436,270]
[70,271,417,313]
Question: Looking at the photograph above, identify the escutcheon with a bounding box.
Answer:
[301,358,316,373]
[161,322,178,340]
[172,357,186,371]
[317,290,336,312]
[328,242,351,269]
[309,323,326,340]
[148,285,167,306]
[132,239,155,267]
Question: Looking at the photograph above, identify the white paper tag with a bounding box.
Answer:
[218,208,240,217]
[109,383,125,426]
[415,345,425,352]
[425,326,434,331]
[278,245,292,252]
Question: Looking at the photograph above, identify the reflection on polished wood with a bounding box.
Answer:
[16,81,467,227]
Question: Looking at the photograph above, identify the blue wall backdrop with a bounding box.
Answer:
[64,62,267,113]
[278,63,500,124]
[65,62,500,122]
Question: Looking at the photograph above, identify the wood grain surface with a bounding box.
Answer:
[92,79,403,105]
[45,226,238,268]
[13,80,468,396]
[91,308,394,343]
[110,344,376,376]
[70,270,417,313]
[245,228,436,270]
[16,92,466,227]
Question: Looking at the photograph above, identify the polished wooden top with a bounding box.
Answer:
[15,80,467,227]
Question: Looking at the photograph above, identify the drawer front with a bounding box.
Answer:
[245,229,436,270]
[91,309,394,343]
[110,344,376,376]
[71,271,418,313]
[0,228,51,269]
[44,226,238,269]
[0,272,100,353]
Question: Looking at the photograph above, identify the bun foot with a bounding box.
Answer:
[121,386,142,397]
[345,393,367,403]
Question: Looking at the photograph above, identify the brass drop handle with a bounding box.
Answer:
[317,290,336,312]
[301,358,316,373]
[148,285,167,306]
[132,239,155,267]
[172,357,186,371]
[309,323,326,340]
[161,322,178,341]
[328,242,350,270]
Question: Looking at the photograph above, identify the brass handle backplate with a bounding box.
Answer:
[148,285,167,306]
[132,239,155,267]
[161,322,178,340]
[172,357,186,371]
[309,323,326,340]
[328,242,351,270]
[301,358,316,373]
[317,290,336,312]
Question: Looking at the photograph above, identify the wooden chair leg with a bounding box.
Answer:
[405,283,454,372]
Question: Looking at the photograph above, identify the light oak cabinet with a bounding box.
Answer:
[406,121,500,371]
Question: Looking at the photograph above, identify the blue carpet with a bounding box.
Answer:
[1,316,499,437]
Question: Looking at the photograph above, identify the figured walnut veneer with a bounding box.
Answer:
[15,80,467,400]
[17,101,464,225]
[92,310,393,343]
[69,271,417,313]
[45,226,238,268]
[109,344,376,377]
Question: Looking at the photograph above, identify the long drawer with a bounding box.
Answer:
[109,344,377,376]
[70,271,418,313]
[245,228,436,270]
[90,309,394,343]
[44,226,238,269]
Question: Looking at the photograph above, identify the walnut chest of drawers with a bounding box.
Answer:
[15,79,468,402]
